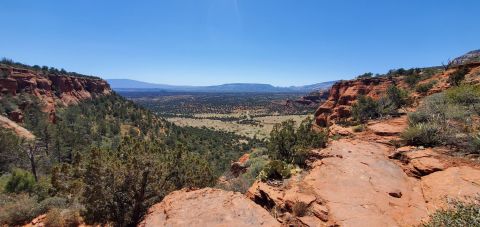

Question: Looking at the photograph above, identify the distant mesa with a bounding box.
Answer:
[107,79,336,93]
[451,49,480,65]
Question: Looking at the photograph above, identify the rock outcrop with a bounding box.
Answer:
[248,139,430,226]
[0,65,111,122]
[0,115,35,140]
[139,188,279,227]
[287,90,330,107]
[314,77,403,127]
[314,63,480,127]
[421,166,480,211]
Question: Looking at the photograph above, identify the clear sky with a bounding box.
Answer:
[0,0,479,86]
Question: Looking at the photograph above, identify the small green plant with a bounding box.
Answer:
[4,168,36,194]
[292,201,309,217]
[385,85,409,109]
[405,73,421,87]
[445,84,480,106]
[422,197,480,227]
[0,194,38,225]
[415,80,437,94]
[351,95,379,122]
[44,208,82,227]
[357,72,373,79]
[448,67,469,86]
[470,133,480,154]
[401,122,442,147]
[258,160,291,181]
[352,124,365,132]
[267,117,327,166]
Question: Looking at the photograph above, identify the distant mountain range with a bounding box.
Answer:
[107,79,336,93]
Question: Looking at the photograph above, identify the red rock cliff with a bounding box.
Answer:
[0,65,111,122]
[314,77,404,127]
[314,63,480,127]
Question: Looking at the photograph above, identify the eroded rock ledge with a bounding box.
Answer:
[139,188,280,227]
[0,65,111,122]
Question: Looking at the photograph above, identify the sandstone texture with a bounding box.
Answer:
[0,115,35,140]
[0,65,111,123]
[314,63,480,127]
[140,188,279,227]
[368,116,408,136]
[314,77,402,127]
[421,166,480,211]
[248,139,430,226]
[141,63,480,227]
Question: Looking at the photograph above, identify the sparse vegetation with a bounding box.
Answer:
[267,117,327,166]
[352,85,409,123]
[402,85,480,153]
[422,197,480,227]
[415,80,437,94]
[357,72,373,79]
[292,201,309,217]
[258,160,292,181]
[352,96,379,122]
[352,124,366,132]
[82,138,216,226]
[448,67,469,86]
[1,58,100,79]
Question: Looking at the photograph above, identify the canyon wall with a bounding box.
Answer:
[0,65,111,123]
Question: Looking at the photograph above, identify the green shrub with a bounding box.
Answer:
[351,95,379,122]
[267,117,327,166]
[44,208,82,227]
[470,133,480,154]
[352,86,409,122]
[404,87,480,151]
[352,124,366,132]
[401,122,443,147]
[0,194,39,226]
[5,168,36,194]
[267,120,296,162]
[292,201,309,217]
[448,67,469,86]
[258,160,292,181]
[407,111,430,125]
[244,157,268,182]
[357,72,373,79]
[405,73,421,87]
[422,197,480,227]
[445,84,480,106]
[415,80,437,94]
[385,85,409,109]
[0,69,9,78]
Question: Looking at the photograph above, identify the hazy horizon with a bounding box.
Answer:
[1,0,479,86]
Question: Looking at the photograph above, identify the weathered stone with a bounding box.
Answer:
[421,166,480,212]
[140,188,280,227]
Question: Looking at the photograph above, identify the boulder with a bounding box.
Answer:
[368,116,408,136]
[421,166,480,211]
[140,188,280,227]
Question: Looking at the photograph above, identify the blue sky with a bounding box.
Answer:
[0,0,479,86]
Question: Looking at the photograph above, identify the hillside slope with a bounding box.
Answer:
[0,62,111,123]
[141,52,480,227]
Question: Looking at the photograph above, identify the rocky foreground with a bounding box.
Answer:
[0,65,111,123]
[139,115,480,227]
[140,63,480,227]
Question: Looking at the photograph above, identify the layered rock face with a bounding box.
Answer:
[0,65,111,122]
[314,77,402,126]
[286,90,330,107]
[314,64,480,127]
[139,188,279,227]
